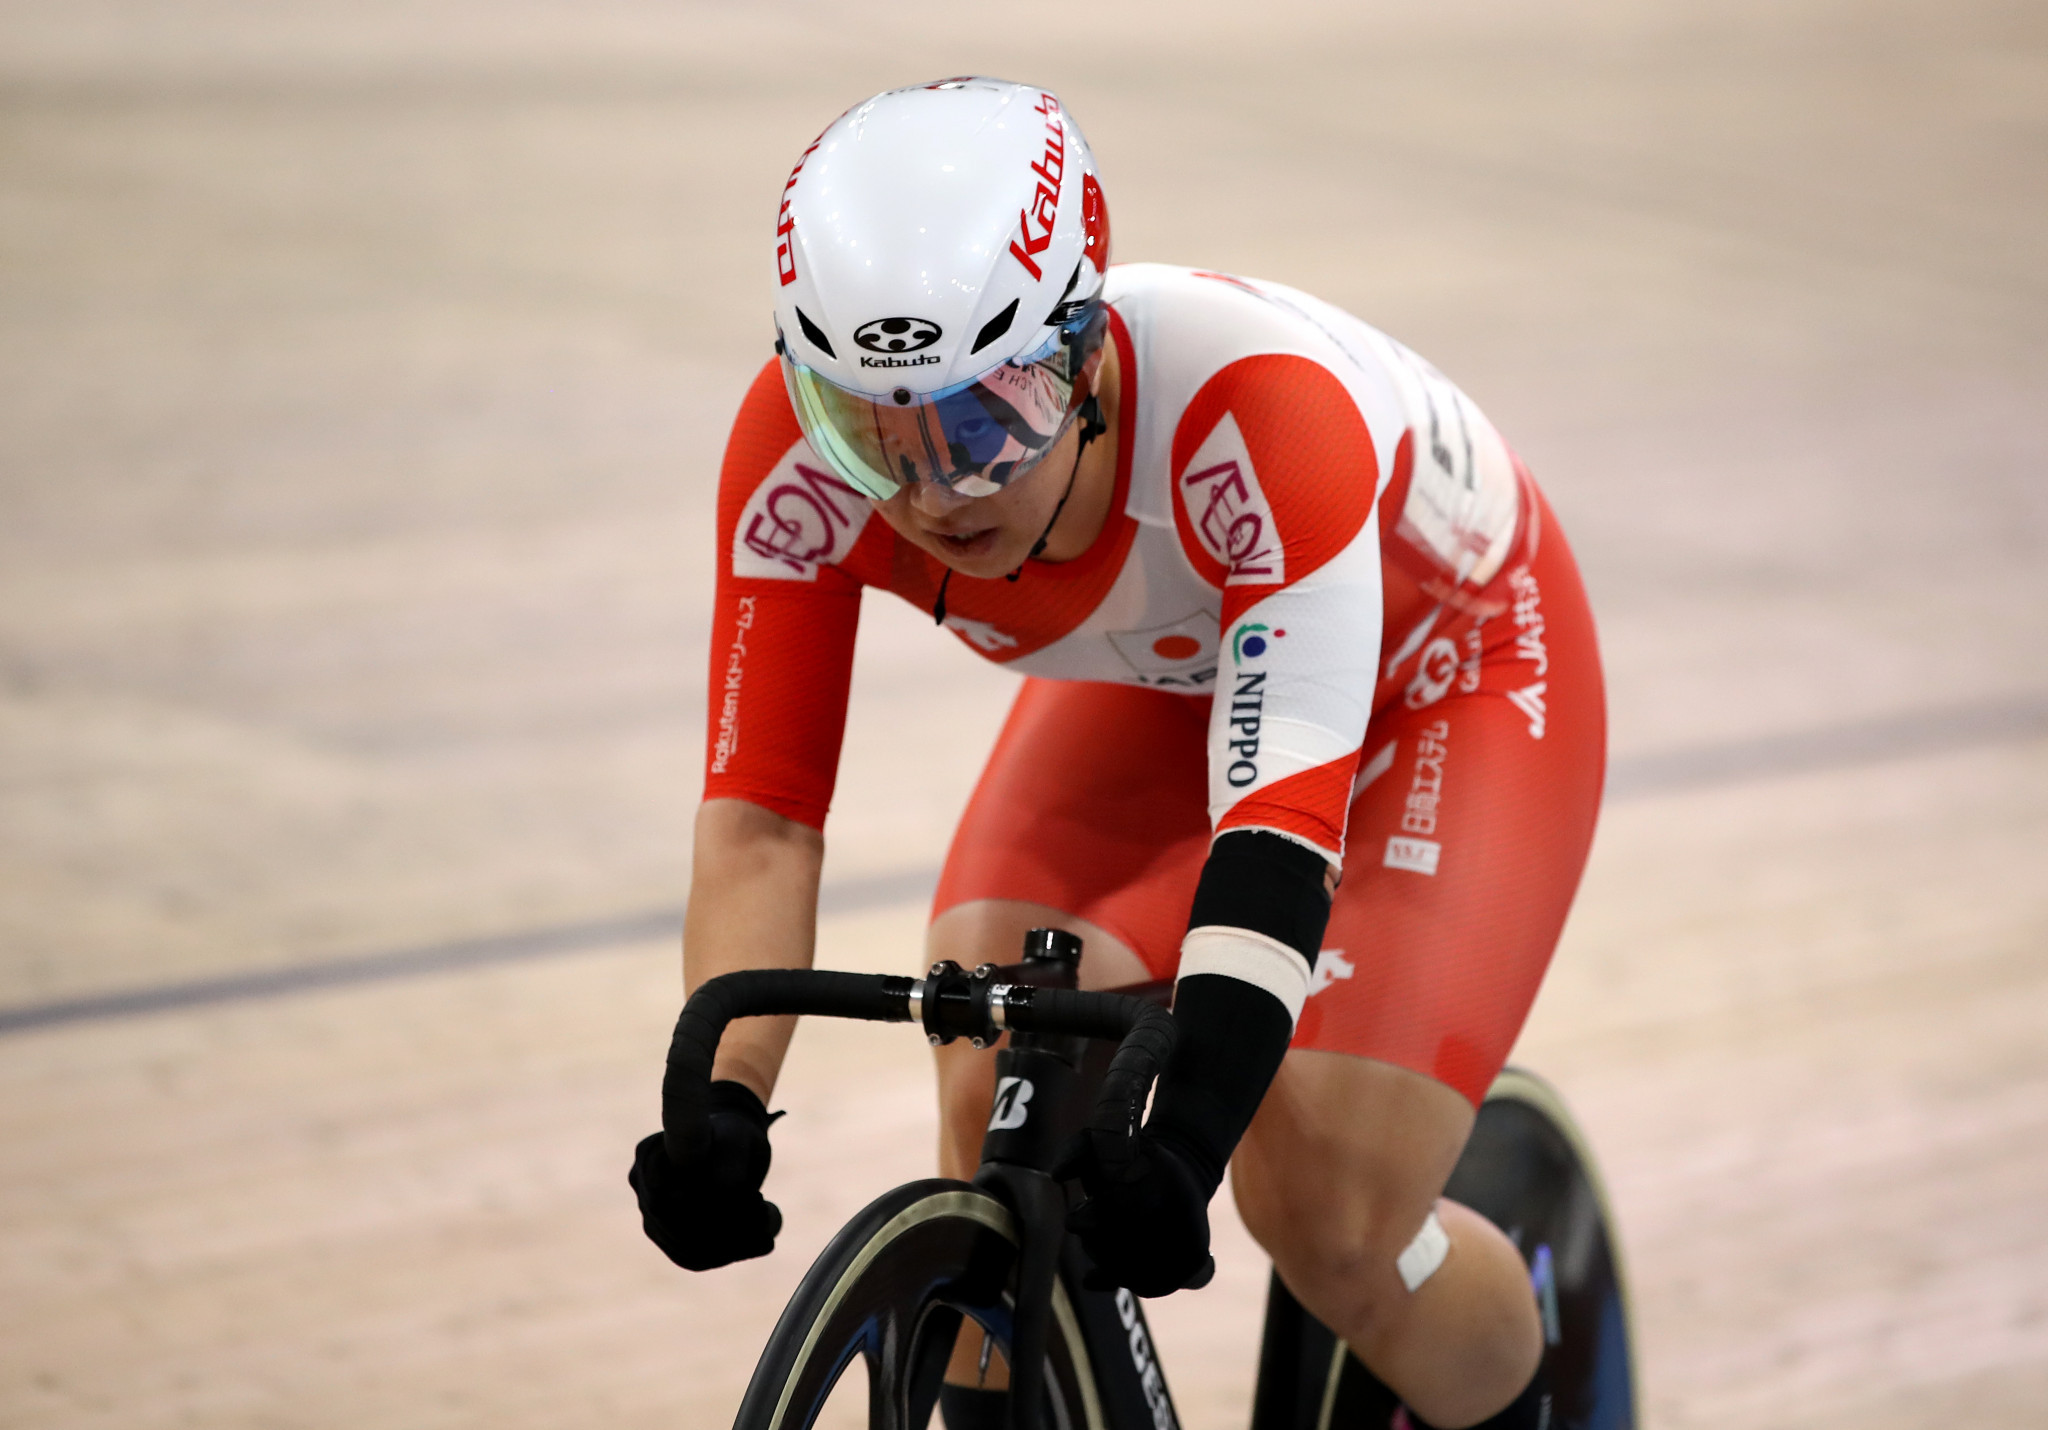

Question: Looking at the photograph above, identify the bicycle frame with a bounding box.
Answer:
[961,945,1185,1430]
[664,933,1633,1430]
[663,931,1184,1430]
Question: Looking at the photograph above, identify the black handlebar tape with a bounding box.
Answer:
[1089,1003,1176,1180]
[662,969,915,1160]
[1000,986,1150,1042]
[1004,988,1178,1179]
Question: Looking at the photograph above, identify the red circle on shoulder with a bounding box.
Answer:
[1152,634,1201,660]
[1167,355,1379,594]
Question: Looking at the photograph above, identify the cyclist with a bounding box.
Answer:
[631,77,1605,1430]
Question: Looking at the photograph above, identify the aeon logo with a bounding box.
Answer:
[853,317,941,354]
[735,459,869,580]
[1182,458,1282,583]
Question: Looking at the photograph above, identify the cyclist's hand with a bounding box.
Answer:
[629,1079,783,1271]
[1056,1128,1217,1297]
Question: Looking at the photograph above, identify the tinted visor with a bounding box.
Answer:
[781,303,1106,501]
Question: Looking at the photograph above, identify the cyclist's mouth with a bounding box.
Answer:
[935,528,998,558]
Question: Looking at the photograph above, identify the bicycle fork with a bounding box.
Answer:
[973,1040,1077,1430]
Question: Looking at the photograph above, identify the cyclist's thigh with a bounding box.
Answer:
[1296,498,1606,1106]
[930,678,1210,1177]
[1236,1049,1475,1286]
[932,675,1212,980]
[928,901,1149,991]
[1237,498,1604,1303]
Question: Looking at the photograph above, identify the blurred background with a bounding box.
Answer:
[2,1,2044,1425]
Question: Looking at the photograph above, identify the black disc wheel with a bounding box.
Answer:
[733,1179,1106,1430]
[1248,1067,1637,1430]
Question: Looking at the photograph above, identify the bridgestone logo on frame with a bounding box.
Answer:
[987,1076,1034,1131]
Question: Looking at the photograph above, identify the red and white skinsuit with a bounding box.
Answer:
[706,264,1604,1106]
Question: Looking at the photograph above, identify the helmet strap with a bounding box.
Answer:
[932,393,1106,626]
[1009,392,1107,578]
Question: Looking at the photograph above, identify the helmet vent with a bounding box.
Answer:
[970,299,1019,355]
[795,307,837,359]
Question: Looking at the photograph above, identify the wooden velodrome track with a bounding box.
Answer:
[3,3,2044,1426]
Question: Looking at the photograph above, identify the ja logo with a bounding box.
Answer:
[988,1076,1035,1131]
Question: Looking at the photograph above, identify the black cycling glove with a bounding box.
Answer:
[1055,1123,1217,1297]
[629,1079,783,1271]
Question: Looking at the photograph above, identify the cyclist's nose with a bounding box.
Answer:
[909,481,976,519]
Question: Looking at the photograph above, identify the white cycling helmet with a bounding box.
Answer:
[773,77,1111,500]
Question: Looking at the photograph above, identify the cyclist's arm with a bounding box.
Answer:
[1157,354,1387,1188]
[684,797,825,1103]
[688,363,876,1102]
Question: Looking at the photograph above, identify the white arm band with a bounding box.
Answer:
[1177,925,1312,1026]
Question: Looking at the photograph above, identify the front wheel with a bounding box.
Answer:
[733,1179,1106,1430]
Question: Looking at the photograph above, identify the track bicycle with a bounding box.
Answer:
[661,929,1636,1429]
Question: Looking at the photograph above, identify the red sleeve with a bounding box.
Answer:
[702,360,870,831]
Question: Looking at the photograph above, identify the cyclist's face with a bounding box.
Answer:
[868,358,1103,581]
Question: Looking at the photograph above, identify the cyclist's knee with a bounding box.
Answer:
[1232,1052,1474,1336]
[1240,1168,1442,1337]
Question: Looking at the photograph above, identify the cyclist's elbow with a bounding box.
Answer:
[695,797,823,861]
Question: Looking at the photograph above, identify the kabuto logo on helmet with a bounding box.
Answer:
[1008,92,1066,281]
[853,317,942,354]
